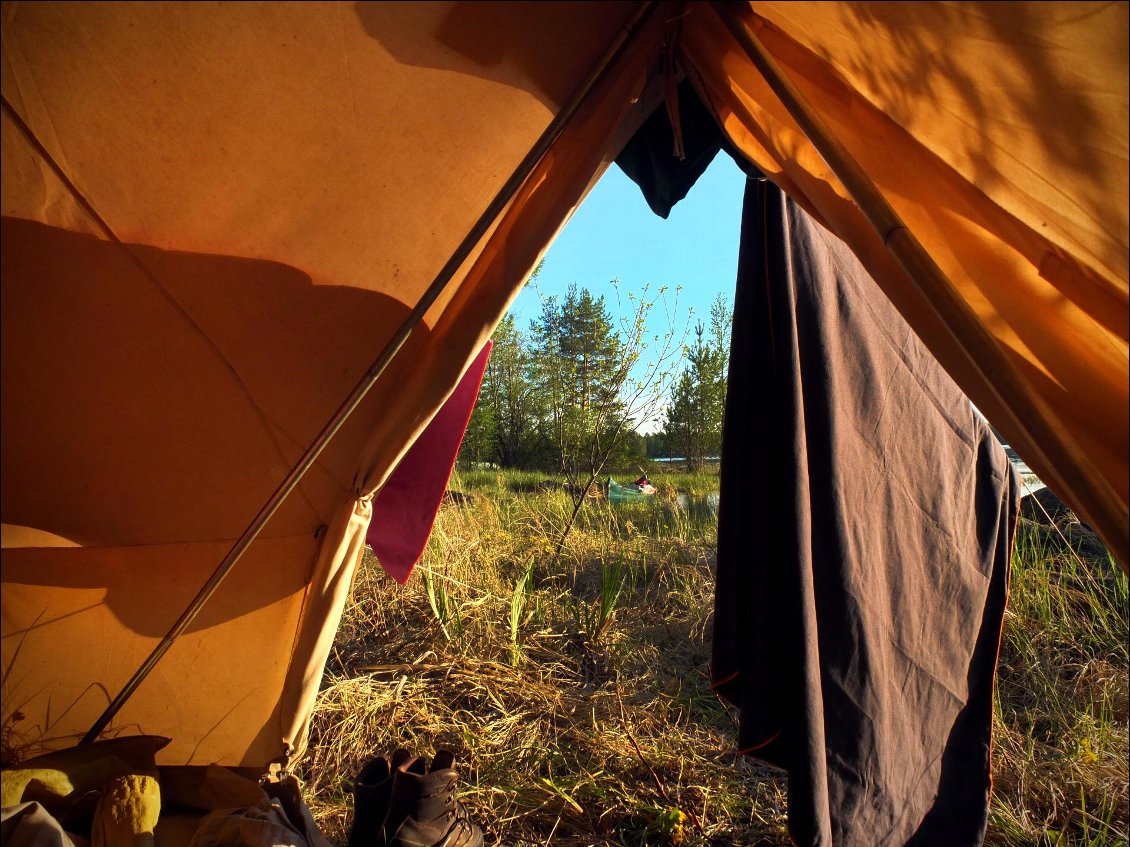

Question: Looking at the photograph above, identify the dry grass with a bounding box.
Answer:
[989,510,1128,846]
[299,480,1128,846]
[302,488,787,845]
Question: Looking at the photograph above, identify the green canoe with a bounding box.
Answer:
[607,477,656,503]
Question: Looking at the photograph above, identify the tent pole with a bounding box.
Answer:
[78,0,660,747]
[709,2,1127,568]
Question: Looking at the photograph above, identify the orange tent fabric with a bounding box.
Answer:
[1,0,661,765]
[2,1,1126,768]
[680,2,1128,562]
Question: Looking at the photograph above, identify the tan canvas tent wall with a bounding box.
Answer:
[2,1,1126,769]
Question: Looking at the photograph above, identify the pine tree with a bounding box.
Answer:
[531,284,628,478]
[661,293,732,468]
[464,315,541,468]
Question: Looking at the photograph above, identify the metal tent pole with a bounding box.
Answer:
[79,0,659,746]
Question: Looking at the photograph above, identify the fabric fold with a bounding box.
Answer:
[713,177,1018,846]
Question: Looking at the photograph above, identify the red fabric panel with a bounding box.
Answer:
[367,341,492,584]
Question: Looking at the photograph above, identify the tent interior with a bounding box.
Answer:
[2,0,1126,842]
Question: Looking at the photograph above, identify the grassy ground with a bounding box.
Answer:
[991,505,1128,844]
[300,472,1128,846]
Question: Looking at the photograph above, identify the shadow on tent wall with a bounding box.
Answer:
[353,1,642,110]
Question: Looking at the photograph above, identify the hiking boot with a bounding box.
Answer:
[383,750,483,847]
[347,749,416,847]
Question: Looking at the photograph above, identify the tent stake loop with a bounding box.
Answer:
[78,0,659,747]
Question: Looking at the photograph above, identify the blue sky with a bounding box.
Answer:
[506,150,748,432]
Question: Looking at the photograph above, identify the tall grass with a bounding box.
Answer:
[990,512,1128,846]
[301,472,1128,846]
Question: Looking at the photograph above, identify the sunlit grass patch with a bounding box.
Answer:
[990,513,1128,846]
[303,471,1127,846]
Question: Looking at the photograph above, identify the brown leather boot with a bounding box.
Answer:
[347,749,416,847]
[382,750,483,847]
